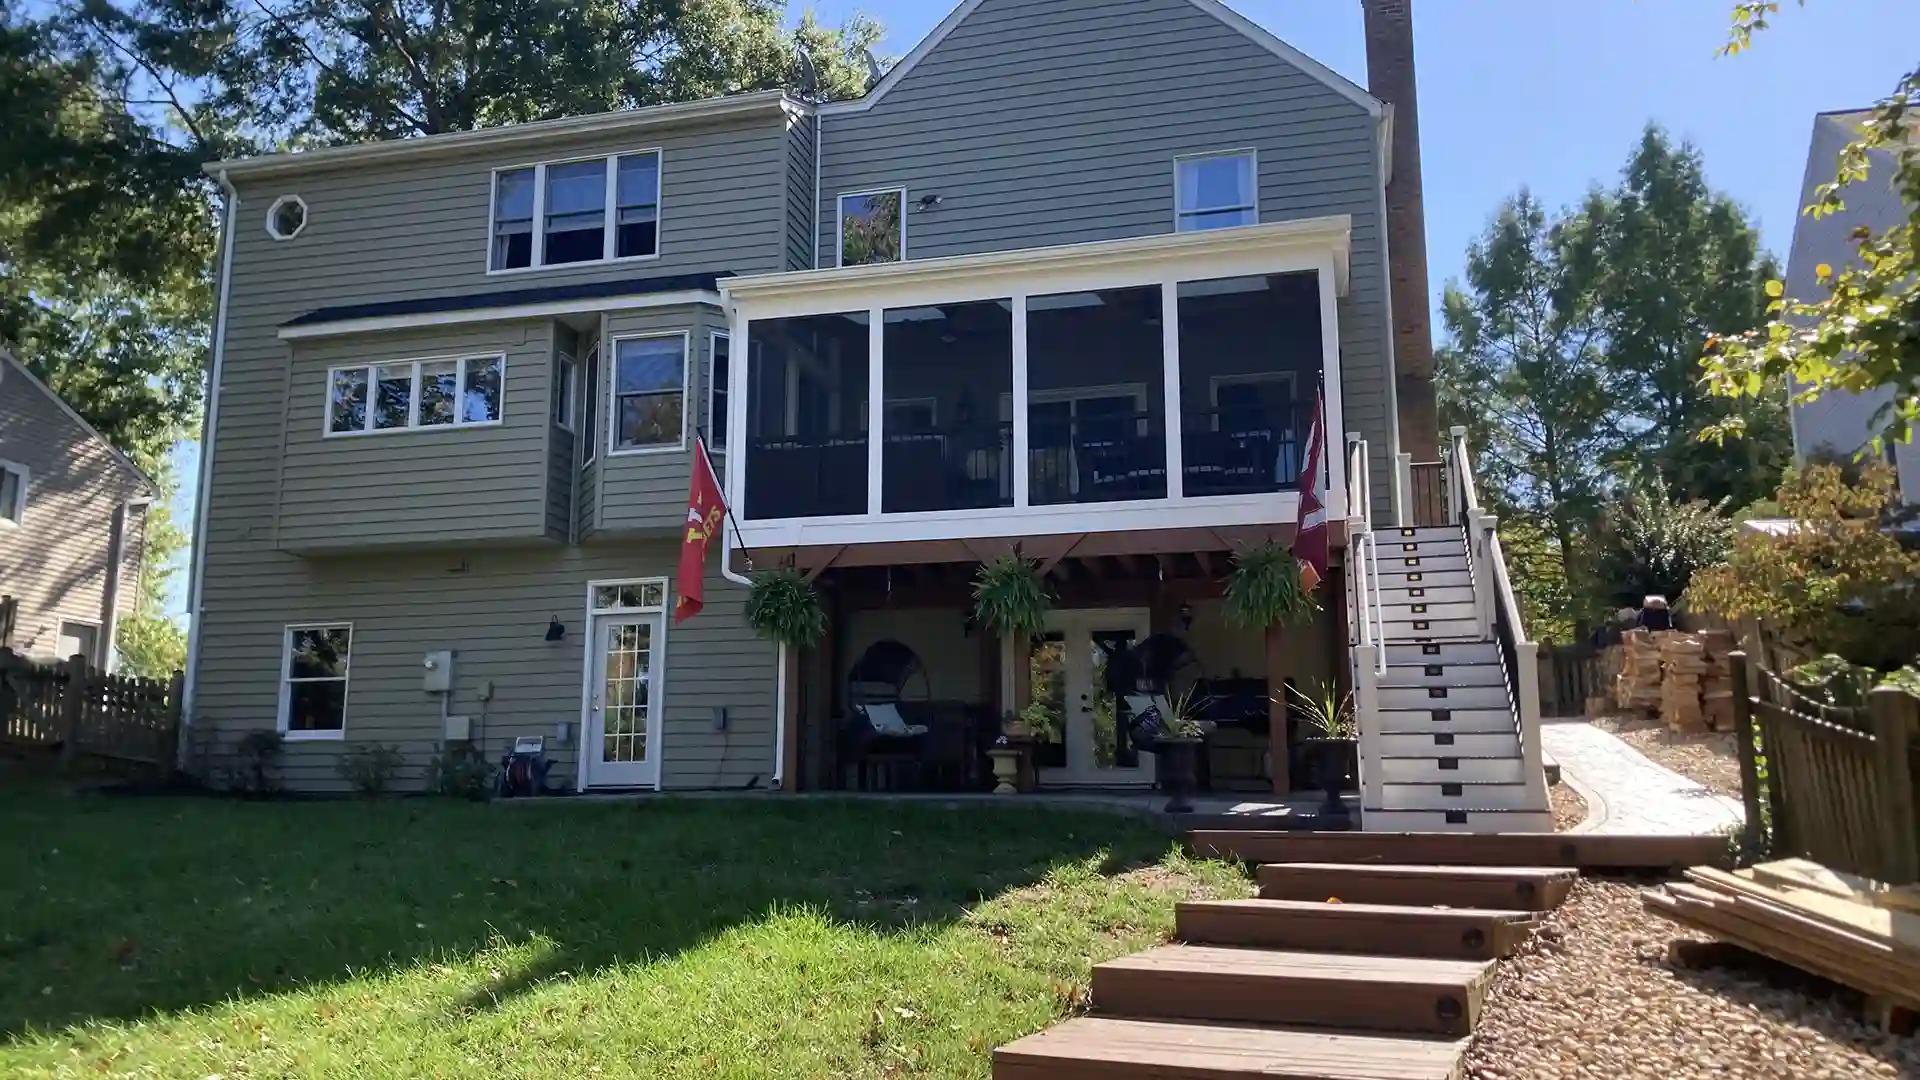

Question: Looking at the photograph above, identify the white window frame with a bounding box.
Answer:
[277,622,352,742]
[836,187,907,268]
[554,353,578,431]
[0,460,27,526]
[575,576,671,794]
[323,353,508,437]
[487,149,664,275]
[55,620,99,664]
[1173,149,1259,233]
[265,194,309,240]
[606,331,691,457]
[707,330,730,457]
[581,333,602,466]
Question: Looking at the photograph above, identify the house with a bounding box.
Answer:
[184,0,1553,828]
[1783,108,1920,502]
[0,350,158,669]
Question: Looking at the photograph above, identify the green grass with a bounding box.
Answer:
[0,789,1250,1079]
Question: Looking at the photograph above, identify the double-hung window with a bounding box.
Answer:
[553,355,577,430]
[281,624,350,739]
[1175,150,1257,231]
[611,335,687,453]
[490,151,662,271]
[708,332,730,456]
[837,189,904,266]
[0,460,26,525]
[327,354,504,435]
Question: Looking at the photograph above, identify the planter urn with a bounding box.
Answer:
[987,747,1022,795]
[1299,736,1358,828]
[1154,736,1203,814]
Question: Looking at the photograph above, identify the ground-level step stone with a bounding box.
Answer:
[993,1016,1470,1080]
[1177,897,1539,960]
[1256,862,1576,912]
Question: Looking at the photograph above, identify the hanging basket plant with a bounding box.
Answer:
[1222,542,1320,630]
[972,553,1053,639]
[745,567,827,648]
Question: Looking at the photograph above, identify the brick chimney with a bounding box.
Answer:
[1362,0,1440,461]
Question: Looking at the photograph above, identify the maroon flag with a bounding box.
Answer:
[1291,392,1328,592]
[675,438,726,623]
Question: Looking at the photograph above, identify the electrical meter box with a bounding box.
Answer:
[422,649,454,693]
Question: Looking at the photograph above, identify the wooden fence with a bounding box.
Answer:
[1406,461,1449,528]
[0,648,182,768]
[1539,644,1604,717]
[1730,650,1920,885]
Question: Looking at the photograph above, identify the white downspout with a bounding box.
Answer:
[98,497,152,672]
[180,170,238,764]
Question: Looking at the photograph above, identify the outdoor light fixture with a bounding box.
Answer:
[545,616,566,642]
[1178,603,1195,631]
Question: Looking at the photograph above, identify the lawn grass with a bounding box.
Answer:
[0,788,1250,1078]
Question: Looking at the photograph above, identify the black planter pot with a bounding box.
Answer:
[1153,736,1203,814]
[1299,737,1358,827]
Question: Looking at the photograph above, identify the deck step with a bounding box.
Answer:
[1386,642,1499,665]
[1379,708,1516,734]
[1378,663,1507,688]
[993,1016,1469,1080]
[1091,944,1494,1037]
[1380,780,1537,811]
[1379,685,1510,710]
[1378,755,1525,784]
[1381,617,1482,641]
[1379,732,1521,756]
[1360,809,1558,834]
[1176,898,1538,960]
[1386,525,1464,542]
[1376,583,1476,605]
[1189,830,1732,870]
[1256,863,1576,912]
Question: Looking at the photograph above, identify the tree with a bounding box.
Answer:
[1588,476,1734,609]
[1705,3,1919,451]
[1688,462,1920,671]
[1575,128,1790,507]
[116,489,188,677]
[1436,190,1615,636]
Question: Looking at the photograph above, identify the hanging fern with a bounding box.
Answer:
[971,554,1052,639]
[1222,542,1320,630]
[745,568,827,648]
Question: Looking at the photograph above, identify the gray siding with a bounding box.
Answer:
[817,0,1395,514]
[594,304,723,535]
[0,365,152,665]
[277,322,555,553]
[547,426,575,543]
[188,543,776,793]
[785,113,818,271]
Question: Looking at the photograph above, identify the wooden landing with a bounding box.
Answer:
[994,1017,1469,1080]
[1092,944,1494,1037]
[1178,898,1539,960]
[1257,863,1576,912]
[1191,829,1730,870]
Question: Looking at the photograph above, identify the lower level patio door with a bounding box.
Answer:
[1035,609,1155,788]
[584,613,663,789]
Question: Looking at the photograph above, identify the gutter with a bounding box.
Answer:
[181,169,238,759]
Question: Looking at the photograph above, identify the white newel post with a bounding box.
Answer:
[1515,640,1548,807]
[1393,451,1412,528]
[1470,511,1497,640]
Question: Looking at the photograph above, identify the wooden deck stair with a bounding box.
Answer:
[989,831,1639,1080]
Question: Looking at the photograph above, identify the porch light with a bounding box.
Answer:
[545,616,566,642]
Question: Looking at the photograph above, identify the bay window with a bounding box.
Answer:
[610,335,687,453]
[327,354,503,435]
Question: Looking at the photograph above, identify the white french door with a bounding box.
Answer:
[585,613,663,789]
[1035,608,1155,787]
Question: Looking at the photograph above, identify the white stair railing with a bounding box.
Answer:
[1346,434,1387,814]
[1444,425,1550,813]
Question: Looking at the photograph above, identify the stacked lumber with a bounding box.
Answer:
[1614,630,1663,714]
[1699,630,1739,732]
[1642,862,1920,1014]
[1659,632,1709,733]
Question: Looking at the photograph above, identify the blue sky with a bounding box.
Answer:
[161,1,1919,618]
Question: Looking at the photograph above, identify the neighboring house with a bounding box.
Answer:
[186,0,1545,827]
[1784,108,1920,502]
[0,350,157,669]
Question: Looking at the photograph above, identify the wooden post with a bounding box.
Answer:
[59,653,89,762]
[1868,686,1919,885]
[1728,651,1766,855]
[1266,623,1290,796]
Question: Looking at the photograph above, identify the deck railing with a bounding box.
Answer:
[1731,653,1920,884]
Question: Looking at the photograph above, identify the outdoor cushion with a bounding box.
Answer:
[860,702,929,737]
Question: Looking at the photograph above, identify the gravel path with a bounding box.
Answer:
[1591,713,1743,799]
[1466,880,1918,1080]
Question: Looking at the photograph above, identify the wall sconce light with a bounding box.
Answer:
[1178,603,1195,631]
[544,616,566,642]
[914,193,943,212]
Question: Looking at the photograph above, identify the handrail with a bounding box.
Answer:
[1346,436,1387,676]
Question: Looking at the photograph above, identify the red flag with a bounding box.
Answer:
[1291,392,1329,593]
[675,437,726,623]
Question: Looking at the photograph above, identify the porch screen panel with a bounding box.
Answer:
[743,312,871,519]
[1025,286,1167,505]
[881,300,1014,513]
[1176,273,1321,498]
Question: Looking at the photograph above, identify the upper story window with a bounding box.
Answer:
[490,150,662,272]
[1175,151,1257,232]
[838,189,904,266]
[0,460,26,525]
[327,354,504,436]
[610,334,687,454]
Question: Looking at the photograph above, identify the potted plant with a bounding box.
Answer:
[745,567,827,648]
[1151,686,1209,814]
[1222,542,1320,632]
[971,552,1052,640]
[1286,679,1357,826]
[1005,700,1059,741]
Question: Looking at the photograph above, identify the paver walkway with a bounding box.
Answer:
[1539,719,1744,836]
